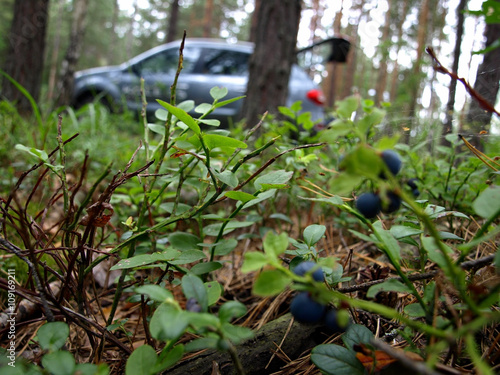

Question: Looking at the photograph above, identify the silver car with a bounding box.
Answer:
[72,38,326,126]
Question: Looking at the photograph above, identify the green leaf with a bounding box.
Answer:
[74,363,106,375]
[203,221,254,236]
[254,170,293,190]
[182,273,208,312]
[311,344,365,375]
[205,281,222,305]
[472,185,500,220]
[438,231,464,241]
[303,224,326,247]
[210,86,228,100]
[168,232,201,251]
[342,146,382,179]
[147,123,165,136]
[150,303,189,341]
[372,221,401,263]
[203,134,247,150]
[169,250,206,265]
[390,225,423,239]
[357,108,385,137]
[15,144,48,162]
[42,351,75,375]
[154,345,184,373]
[253,269,291,296]
[194,103,212,114]
[319,120,352,142]
[421,236,454,270]
[220,323,254,344]
[110,251,178,270]
[264,231,289,257]
[328,173,365,196]
[37,322,69,352]
[214,95,246,108]
[212,169,238,188]
[213,238,238,256]
[199,118,220,126]
[184,337,219,352]
[341,324,375,351]
[242,251,269,272]
[219,301,247,323]
[336,96,359,119]
[404,303,426,318]
[225,191,257,203]
[135,285,174,303]
[278,106,296,119]
[237,189,276,208]
[366,279,412,299]
[157,100,201,135]
[125,345,157,375]
[190,261,223,275]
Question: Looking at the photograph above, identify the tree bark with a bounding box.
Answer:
[442,0,467,146]
[2,0,50,115]
[242,0,301,127]
[54,0,89,107]
[374,0,392,106]
[202,0,214,38]
[165,0,180,42]
[404,0,430,143]
[249,0,262,43]
[47,0,63,102]
[167,313,326,375]
[466,1,500,148]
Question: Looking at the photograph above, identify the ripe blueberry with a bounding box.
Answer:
[412,188,420,197]
[293,261,324,282]
[290,292,326,323]
[324,309,350,333]
[407,178,418,190]
[380,150,402,176]
[381,191,401,213]
[355,192,381,219]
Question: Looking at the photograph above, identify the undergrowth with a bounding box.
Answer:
[0,43,499,375]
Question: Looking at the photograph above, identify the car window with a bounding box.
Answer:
[201,49,249,76]
[137,47,201,75]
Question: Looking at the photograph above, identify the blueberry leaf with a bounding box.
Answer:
[311,344,365,375]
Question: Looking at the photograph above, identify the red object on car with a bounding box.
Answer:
[306,89,325,106]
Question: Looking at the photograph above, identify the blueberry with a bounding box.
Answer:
[186,297,202,313]
[381,191,401,213]
[293,261,324,282]
[324,309,350,333]
[412,188,420,197]
[381,150,402,176]
[407,178,418,190]
[355,192,381,219]
[290,292,326,323]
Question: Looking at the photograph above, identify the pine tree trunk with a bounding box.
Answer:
[249,0,262,43]
[389,0,409,102]
[466,3,500,149]
[375,0,392,106]
[442,0,467,146]
[242,0,301,127]
[165,0,180,42]
[2,0,50,115]
[404,0,430,143]
[47,0,63,102]
[203,0,214,38]
[54,0,89,107]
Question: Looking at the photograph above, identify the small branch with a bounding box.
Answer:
[426,47,500,117]
[337,255,495,293]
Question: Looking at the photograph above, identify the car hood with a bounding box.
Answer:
[75,65,125,79]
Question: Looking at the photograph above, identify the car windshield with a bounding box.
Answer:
[200,48,249,76]
[134,46,201,75]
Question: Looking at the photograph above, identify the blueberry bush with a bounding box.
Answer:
[0,46,499,375]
